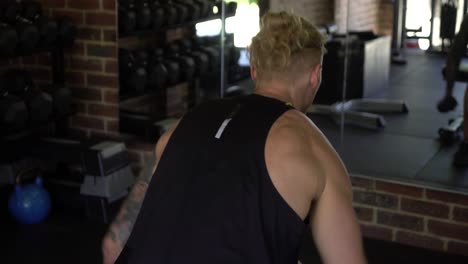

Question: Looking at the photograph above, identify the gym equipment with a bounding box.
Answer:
[177,39,209,76]
[20,0,58,47]
[134,0,152,30]
[0,75,28,134]
[4,69,53,125]
[160,0,178,26]
[391,0,407,64]
[56,16,77,47]
[43,84,72,118]
[174,0,201,21]
[191,37,220,72]
[0,22,18,57]
[439,116,463,144]
[120,49,148,94]
[1,1,39,54]
[307,99,409,130]
[163,57,181,86]
[165,43,196,82]
[226,1,237,14]
[150,1,165,29]
[119,0,137,34]
[193,0,211,19]
[9,170,51,225]
[170,0,189,24]
[440,0,457,51]
[147,48,168,91]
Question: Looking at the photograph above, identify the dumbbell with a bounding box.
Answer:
[119,49,148,94]
[165,0,188,24]
[0,22,18,57]
[227,1,238,14]
[134,0,152,30]
[42,84,72,118]
[177,39,209,76]
[147,48,168,91]
[56,16,77,47]
[165,43,196,82]
[0,74,28,134]
[193,0,212,18]
[191,37,220,72]
[174,0,201,21]
[159,0,178,26]
[0,1,39,54]
[4,69,53,125]
[150,1,165,29]
[119,0,137,34]
[20,0,58,47]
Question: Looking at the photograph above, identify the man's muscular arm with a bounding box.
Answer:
[102,122,178,264]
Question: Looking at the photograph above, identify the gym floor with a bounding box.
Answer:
[310,49,468,194]
[3,50,468,263]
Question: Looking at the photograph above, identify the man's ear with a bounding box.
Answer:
[250,65,257,81]
[309,63,322,88]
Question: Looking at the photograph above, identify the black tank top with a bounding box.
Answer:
[117,94,307,264]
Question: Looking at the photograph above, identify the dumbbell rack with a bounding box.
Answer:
[118,6,237,142]
[0,40,69,160]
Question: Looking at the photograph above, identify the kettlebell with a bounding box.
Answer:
[8,169,51,225]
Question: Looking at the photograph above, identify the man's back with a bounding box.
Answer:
[118,94,312,264]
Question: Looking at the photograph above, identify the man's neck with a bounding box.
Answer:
[254,82,300,110]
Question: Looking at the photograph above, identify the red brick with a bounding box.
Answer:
[86,13,116,26]
[87,74,118,88]
[428,220,468,240]
[71,87,102,101]
[42,0,66,8]
[354,206,374,222]
[106,119,119,132]
[377,211,424,231]
[77,27,102,41]
[66,42,85,56]
[426,190,468,206]
[87,44,117,58]
[350,177,374,189]
[360,224,393,241]
[74,102,88,114]
[88,104,118,118]
[103,0,116,10]
[30,68,51,81]
[448,241,468,257]
[353,190,398,209]
[70,58,103,72]
[105,60,118,74]
[67,0,100,10]
[53,10,84,25]
[453,207,468,223]
[65,71,86,86]
[104,90,119,103]
[376,181,423,198]
[72,115,104,130]
[401,198,450,218]
[103,30,117,42]
[395,231,444,252]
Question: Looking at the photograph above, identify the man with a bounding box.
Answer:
[437,14,468,166]
[102,11,366,264]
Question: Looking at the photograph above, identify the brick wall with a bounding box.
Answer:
[351,176,468,257]
[334,0,393,35]
[4,0,119,138]
[270,0,334,26]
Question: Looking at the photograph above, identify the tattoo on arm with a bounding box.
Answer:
[106,170,155,247]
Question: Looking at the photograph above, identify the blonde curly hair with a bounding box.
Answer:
[248,11,326,82]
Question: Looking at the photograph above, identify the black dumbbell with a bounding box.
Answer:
[192,37,220,72]
[193,0,211,18]
[120,49,148,94]
[177,39,209,76]
[147,48,168,91]
[43,84,73,118]
[20,0,58,47]
[227,1,237,14]
[0,74,28,134]
[150,1,165,29]
[134,0,152,30]
[166,0,188,24]
[0,22,18,57]
[174,0,201,21]
[165,43,196,82]
[56,16,77,47]
[119,0,137,34]
[4,69,53,125]
[0,1,39,54]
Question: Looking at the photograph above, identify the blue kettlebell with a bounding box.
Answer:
[8,170,51,225]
